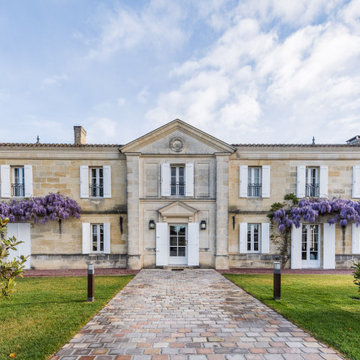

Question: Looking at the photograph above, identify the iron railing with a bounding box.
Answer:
[248,183,262,197]
[89,184,104,197]
[12,183,25,197]
[306,183,319,197]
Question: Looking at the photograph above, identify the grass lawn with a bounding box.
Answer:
[0,275,134,360]
[224,274,360,360]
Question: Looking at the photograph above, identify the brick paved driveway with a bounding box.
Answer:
[53,269,343,360]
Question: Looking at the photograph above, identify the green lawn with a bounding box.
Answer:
[225,274,360,360]
[0,275,134,360]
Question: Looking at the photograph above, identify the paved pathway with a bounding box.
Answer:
[53,269,343,360]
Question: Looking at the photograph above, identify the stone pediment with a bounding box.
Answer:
[120,119,235,155]
[158,201,198,218]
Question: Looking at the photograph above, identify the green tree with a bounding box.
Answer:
[0,218,28,298]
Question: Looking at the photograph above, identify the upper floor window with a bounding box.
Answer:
[171,165,185,196]
[91,223,104,253]
[306,167,319,197]
[248,167,262,197]
[247,223,260,252]
[90,167,104,198]
[12,167,25,197]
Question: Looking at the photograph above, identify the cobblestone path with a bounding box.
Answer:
[53,269,343,360]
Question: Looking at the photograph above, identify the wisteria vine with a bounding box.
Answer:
[0,193,81,224]
[272,197,360,232]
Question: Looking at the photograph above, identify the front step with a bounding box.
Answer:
[162,266,198,271]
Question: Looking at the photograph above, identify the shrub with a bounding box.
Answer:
[352,260,360,295]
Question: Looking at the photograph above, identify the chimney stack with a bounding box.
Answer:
[74,126,87,145]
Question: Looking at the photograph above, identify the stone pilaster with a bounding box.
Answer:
[215,153,230,269]
[125,153,142,269]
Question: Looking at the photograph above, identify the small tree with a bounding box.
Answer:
[0,217,28,298]
[352,261,360,296]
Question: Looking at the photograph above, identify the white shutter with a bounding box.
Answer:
[262,165,270,198]
[323,223,335,269]
[185,163,194,197]
[188,222,199,266]
[291,224,302,269]
[261,223,270,253]
[80,166,89,198]
[319,166,328,198]
[104,222,110,254]
[239,165,248,198]
[1,165,10,198]
[7,223,31,270]
[161,163,170,197]
[156,222,168,266]
[296,166,306,198]
[352,223,360,254]
[82,223,91,254]
[239,222,248,253]
[103,166,111,198]
[352,166,360,198]
[24,165,33,197]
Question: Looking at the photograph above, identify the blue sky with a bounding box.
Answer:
[0,0,359,145]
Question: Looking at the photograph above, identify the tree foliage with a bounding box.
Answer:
[0,218,28,298]
[352,261,360,295]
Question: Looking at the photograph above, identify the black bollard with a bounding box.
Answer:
[87,262,94,302]
[273,261,281,300]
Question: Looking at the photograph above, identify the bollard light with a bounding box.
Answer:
[88,262,95,302]
[273,261,281,300]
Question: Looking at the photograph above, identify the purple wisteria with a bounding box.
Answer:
[0,193,81,224]
[273,198,360,232]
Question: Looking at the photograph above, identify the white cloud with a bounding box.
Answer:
[88,0,188,59]
[86,117,120,143]
[42,74,69,87]
[147,0,360,143]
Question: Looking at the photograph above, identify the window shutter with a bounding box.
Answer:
[296,166,306,198]
[352,166,360,198]
[261,223,270,253]
[156,222,168,266]
[82,223,91,254]
[319,166,328,198]
[239,165,248,198]
[185,163,194,197]
[291,224,302,269]
[1,165,10,198]
[24,165,33,197]
[80,166,89,198]
[352,223,360,254]
[188,222,199,266]
[161,163,170,196]
[323,223,335,269]
[7,223,31,269]
[104,222,111,254]
[239,222,248,253]
[262,165,270,198]
[103,166,111,198]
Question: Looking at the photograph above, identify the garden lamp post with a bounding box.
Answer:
[88,262,95,302]
[273,261,281,300]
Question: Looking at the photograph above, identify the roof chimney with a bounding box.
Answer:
[74,126,86,145]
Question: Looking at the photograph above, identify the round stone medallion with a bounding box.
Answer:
[169,137,184,152]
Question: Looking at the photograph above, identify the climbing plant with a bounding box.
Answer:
[0,193,81,224]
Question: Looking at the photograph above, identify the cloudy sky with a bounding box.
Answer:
[0,0,360,145]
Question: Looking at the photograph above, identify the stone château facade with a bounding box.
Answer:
[2,119,360,270]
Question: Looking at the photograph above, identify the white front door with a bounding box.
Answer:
[302,224,321,268]
[7,223,31,270]
[169,224,187,265]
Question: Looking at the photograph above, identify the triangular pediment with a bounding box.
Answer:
[158,201,198,217]
[120,119,235,154]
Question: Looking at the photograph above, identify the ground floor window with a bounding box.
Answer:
[91,224,104,253]
[247,223,260,252]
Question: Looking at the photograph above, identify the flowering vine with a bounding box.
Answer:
[271,196,360,232]
[0,193,81,224]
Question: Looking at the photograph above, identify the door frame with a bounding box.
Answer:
[168,223,188,265]
[301,224,321,269]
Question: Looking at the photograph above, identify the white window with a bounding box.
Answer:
[91,224,104,253]
[171,165,185,196]
[302,224,319,261]
[12,167,25,197]
[306,167,319,197]
[90,168,104,197]
[248,167,261,197]
[247,223,261,252]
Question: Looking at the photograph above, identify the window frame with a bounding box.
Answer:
[170,165,185,196]
[306,167,320,197]
[89,167,104,198]
[247,223,261,253]
[12,166,25,197]
[91,223,104,253]
[247,167,262,198]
